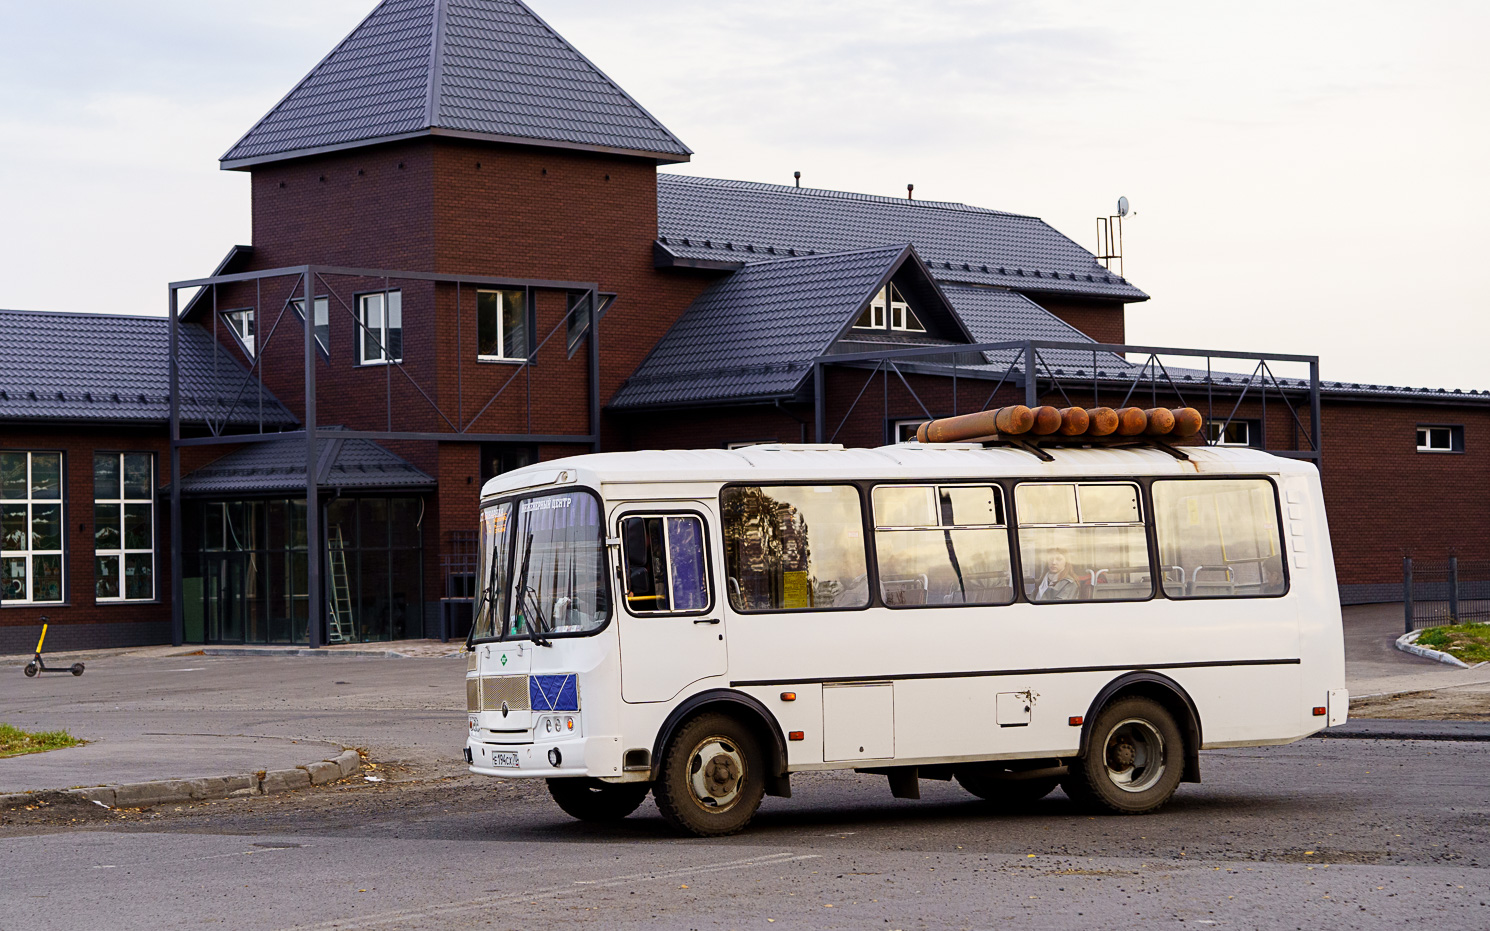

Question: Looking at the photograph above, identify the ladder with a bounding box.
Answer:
[327,525,355,644]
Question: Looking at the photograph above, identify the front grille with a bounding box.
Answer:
[466,677,480,712]
[481,675,531,712]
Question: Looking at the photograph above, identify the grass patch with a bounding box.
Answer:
[0,723,81,759]
[1416,622,1490,664]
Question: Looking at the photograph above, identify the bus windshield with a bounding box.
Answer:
[470,489,609,643]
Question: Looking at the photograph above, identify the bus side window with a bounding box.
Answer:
[1015,482,1152,604]
[1152,479,1286,598]
[621,515,711,615]
[720,485,869,612]
[872,484,1013,607]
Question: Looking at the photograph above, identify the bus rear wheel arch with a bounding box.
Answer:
[653,711,767,836]
[1079,673,1202,786]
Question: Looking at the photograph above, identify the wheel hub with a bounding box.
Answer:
[1102,718,1165,793]
[688,738,744,810]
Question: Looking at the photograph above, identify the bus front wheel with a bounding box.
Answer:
[653,712,765,837]
[1063,697,1184,814]
[546,778,650,822]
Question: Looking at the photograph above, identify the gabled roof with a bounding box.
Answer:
[221,0,690,169]
[0,310,296,427]
[656,174,1146,302]
[611,245,961,410]
[176,430,434,495]
[942,286,1128,374]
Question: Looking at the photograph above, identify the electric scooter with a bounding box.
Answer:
[22,619,84,677]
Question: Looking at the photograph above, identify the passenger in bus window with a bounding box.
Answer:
[1034,549,1080,602]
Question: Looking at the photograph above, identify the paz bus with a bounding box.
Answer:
[464,411,1346,836]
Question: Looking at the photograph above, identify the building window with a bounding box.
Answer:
[357,291,402,364]
[1416,425,1463,453]
[565,291,591,356]
[894,419,930,443]
[1206,420,1253,447]
[477,289,527,362]
[223,309,255,357]
[0,451,64,604]
[853,284,925,332]
[94,453,154,602]
[290,297,330,355]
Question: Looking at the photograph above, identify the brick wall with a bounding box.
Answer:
[1028,296,1127,344]
[0,426,171,653]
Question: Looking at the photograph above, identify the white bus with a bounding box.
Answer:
[464,442,1347,836]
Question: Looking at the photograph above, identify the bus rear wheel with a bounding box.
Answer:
[653,713,765,837]
[1063,697,1184,814]
[547,778,650,822]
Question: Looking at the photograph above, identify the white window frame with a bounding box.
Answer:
[94,452,155,603]
[0,451,65,605]
[893,419,930,443]
[1416,425,1456,453]
[223,308,255,357]
[1207,420,1252,447]
[854,284,925,332]
[356,290,402,365]
[290,296,330,356]
[726,440,777,450]
[477,289,528,363]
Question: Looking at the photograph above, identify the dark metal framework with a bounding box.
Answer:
[812,339,1322,461]
[167,264,605,648]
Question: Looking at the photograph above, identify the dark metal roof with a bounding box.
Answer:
[941,286,1128,374]
[611,245,927,410]
[0,309,296,427]
[176,432,434,495]
[656,175,1146,302]
[222,0,690,169]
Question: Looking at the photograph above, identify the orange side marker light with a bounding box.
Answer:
[788,731,805,741]
[1312,707,1327,716]
[780,692,797,702]
[1068,716,1084,727]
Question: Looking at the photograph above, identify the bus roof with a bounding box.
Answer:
[481,443,1314,500]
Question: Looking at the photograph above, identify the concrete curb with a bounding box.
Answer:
[0,748,361,812]
[1395,630,1472,669]
[1313,719,1490,742]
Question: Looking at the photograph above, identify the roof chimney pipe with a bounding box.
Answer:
[907,183,914,200]
[794,171,801,188]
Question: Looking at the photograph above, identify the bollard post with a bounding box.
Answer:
[1403,557,1413,634]
[1447,555,1460,624]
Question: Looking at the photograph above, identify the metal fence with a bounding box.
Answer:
[1403,556,1490,632]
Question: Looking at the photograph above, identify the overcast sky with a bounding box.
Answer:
[1,0,1485,389]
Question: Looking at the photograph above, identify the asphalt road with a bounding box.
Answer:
[2,737,1487,930]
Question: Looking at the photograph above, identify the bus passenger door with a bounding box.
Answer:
[615,506,727,703]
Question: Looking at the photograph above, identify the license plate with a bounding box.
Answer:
[492,751,520,768]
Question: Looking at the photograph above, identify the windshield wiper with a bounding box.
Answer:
[513,531,552,647]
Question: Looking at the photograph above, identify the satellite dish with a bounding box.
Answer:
[1116,196,1130,218]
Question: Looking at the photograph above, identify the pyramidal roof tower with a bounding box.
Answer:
[221,0,691,169]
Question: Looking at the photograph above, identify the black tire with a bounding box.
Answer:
[653,712,766,837]
[24,663,38,678]
[1063,696,1185,814]
[955,767,1059,808]
[546,778,650,822]
[71,663,85,676]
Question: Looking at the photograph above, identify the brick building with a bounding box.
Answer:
[3,0,1486,651]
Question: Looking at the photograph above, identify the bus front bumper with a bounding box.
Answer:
[466,734,618,780]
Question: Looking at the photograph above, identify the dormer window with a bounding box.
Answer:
[853,284,925,332]
[223,309,255,357]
